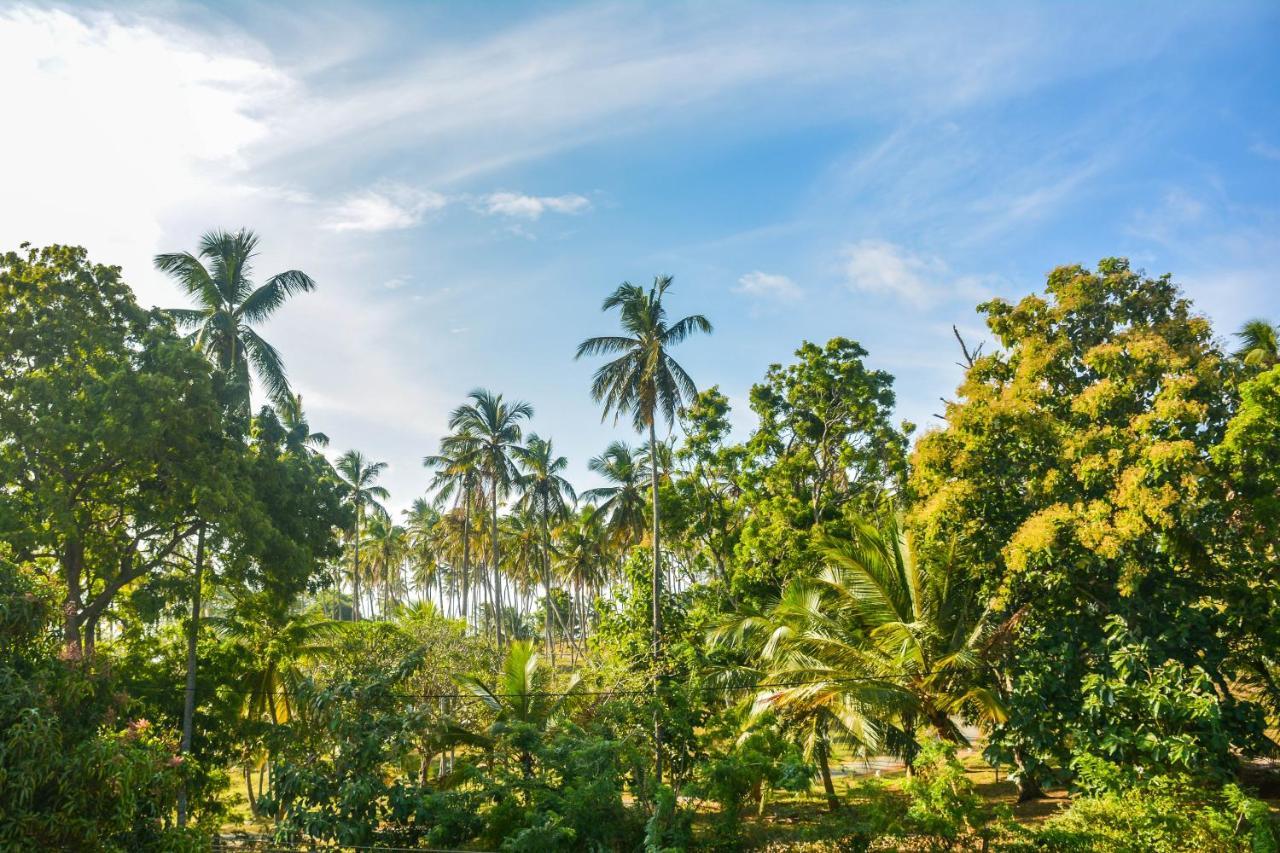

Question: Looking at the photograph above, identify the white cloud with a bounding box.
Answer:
[841,240,948,306]
[735,271,801,301]
[0,6,290,304]
[324,186,446,232]
[480,192,591,220]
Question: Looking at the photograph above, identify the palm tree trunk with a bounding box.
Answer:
[177,522,205,829]
[491,482,504,647]
[352,507,362,621]
[461,498,471,626]
[648,415,664,786]
[541,517,555,668]
[816,737,839,812]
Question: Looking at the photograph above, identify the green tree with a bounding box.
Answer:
[0,244,233,656]
[576,275,712,783]
[583,441,650,554]
[155,229,315,418]
[909,258,1264,797]
[447,389,533,647]
[335,450,390,621]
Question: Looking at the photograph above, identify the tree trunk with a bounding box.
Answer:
[352,506,362,621]
[461,499,471,626]
[1013,747,1045,802]
[491,482,504,647]
[816,738,839,812]
[541,517,555,668]
[244,765,258,819]
[649,415,664,786]
[177,523,205,829]
[60,540,84,657]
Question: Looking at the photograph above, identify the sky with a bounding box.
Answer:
[2,1,1278,512]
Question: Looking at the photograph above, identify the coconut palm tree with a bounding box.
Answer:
[515,434,577,662]
[405,498,443,609]
[208,594,340,816]
[447,390,532,647]
[335,450,390,621]
[715,513,1008,807]
[363,515,408,619]
[455,640,582,775]
[425,428,485,629]
[155,228,315,417]
[555,507,608,650]
[582,441,649,554]
[277,392,329,455]
[576,275,711,782]
[1235,318,1279,369]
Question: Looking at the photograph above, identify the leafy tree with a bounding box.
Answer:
[335,450,390,621]
[576,274,712,783]
[0,244,233,655]
[155,228,315,418]
[909,258,1265,797]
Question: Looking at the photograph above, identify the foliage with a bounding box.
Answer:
[0,558,207,851]
[1033,771,1278,852]
[909,259,1267,793]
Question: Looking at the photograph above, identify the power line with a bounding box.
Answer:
[126,670,940,704]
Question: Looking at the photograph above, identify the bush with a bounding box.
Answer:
[0,559,206,851]
[1033,772,1278,852]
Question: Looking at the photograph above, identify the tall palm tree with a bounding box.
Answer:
[447,390,533,647]
[335,450,390,621]
[155,228,315,417]
[155,229,313,826]
[277,392,329,455]
[405,498,443,609]
[364,515,408,619]
[425,428,485,628]
[576,275,711,783]
[515,434,577,663]
[1235,319,1279,369]
[582,441,649,554]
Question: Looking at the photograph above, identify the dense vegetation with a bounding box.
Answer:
[2,236,1278,851]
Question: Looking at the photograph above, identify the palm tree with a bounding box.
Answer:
[364,516,408,619]
[1235,319,1279,369]
[582,441,649,554]
[277,392,329,455]
[155,228,315,417]
[515,434,577,663]
[576,274,711,783]
[715,513,1008,806]
[447,390,533,647]
[208,594,340,816]
[455,640,582,775]
[425,429,484,628]
[405,498,443,609]
[335,450,390,621]
[555,507,607,652]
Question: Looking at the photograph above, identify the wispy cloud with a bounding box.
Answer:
[324,185,446,232]
[735,271,801,301]
[841,240,996,307]
[842,240,946,306]
[479,192,591,219]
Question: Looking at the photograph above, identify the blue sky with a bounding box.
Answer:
[3,1,1278,509]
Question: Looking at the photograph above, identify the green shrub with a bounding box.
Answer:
[1035,772,1278,852]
